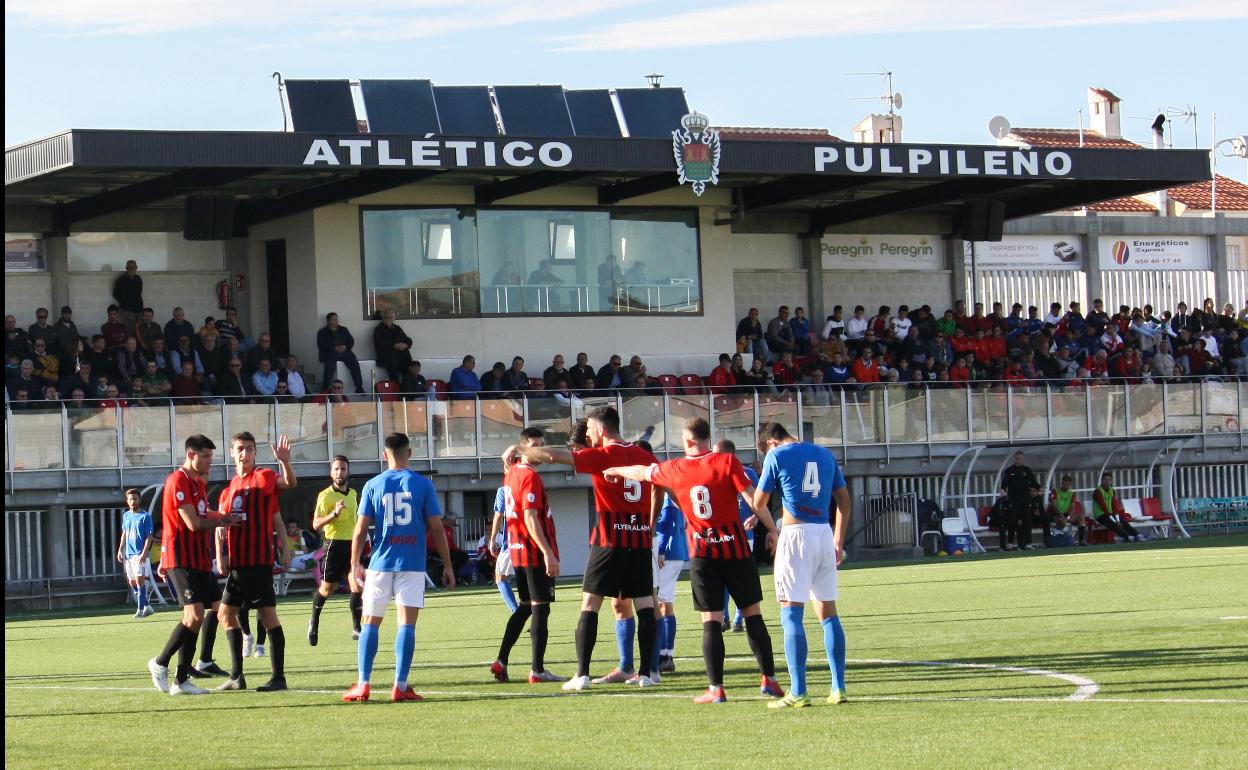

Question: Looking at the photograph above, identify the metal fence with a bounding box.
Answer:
[853,492,919,549]
[5,510,44,582]
[67,507,125,579]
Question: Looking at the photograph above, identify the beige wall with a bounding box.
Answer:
[5,274,52,322]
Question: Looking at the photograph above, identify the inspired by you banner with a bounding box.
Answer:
[966,236,1083,271]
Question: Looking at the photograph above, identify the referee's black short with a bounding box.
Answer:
[221,565,277,609]
[581,545,652,599]
[689,556,764,613]
[515,560,556,604]
[320,539,353,585]
[167,568,220,608]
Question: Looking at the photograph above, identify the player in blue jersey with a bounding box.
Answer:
[753,422,852,708]
[487,485,519,612]
[715,440,757,632]
[116,488,155,618]
[653,491,687,673]
[342,433,455,703]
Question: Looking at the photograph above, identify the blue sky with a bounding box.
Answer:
[5,1,1247,180]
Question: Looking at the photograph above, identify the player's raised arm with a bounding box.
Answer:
[272,434,297,490]
[601,464,653,482]
[504,442,575,469]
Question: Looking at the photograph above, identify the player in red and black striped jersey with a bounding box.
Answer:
[214,431,297,693]
[505,406,662,691]
[606,417,784,703]
[489,428,564,685]
[147,435,243,696]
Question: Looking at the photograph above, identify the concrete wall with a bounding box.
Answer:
[4,274,52,320]
[823,270,955,317]
[65,271,227,333]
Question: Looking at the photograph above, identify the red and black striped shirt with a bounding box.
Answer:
[219,468,280,568]
[504,464,559,569]
[572,442,656,549]
[160,467,212,572]
[649,451,754,560]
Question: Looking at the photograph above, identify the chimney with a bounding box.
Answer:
[852,114,903,143]
[1088,87,1121,139]
[1152,114,1169,215]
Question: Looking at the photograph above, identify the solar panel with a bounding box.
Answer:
[565,89,622,138]
[432,86,499,136]
[359,79,441,134]
[285,80,359,133]
[493,86,575,137]
[615,88,690,139]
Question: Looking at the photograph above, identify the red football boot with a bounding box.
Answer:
[342,682,371,702]
[391,684,424,702]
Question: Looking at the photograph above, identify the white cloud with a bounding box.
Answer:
[551,0,1248,51]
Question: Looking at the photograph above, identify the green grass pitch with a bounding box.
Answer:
[6,536,1247,769]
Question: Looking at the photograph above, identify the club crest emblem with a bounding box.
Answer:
[672,111,721,196]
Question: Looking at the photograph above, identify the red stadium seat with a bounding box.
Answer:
[977,505,993,529]
[427,379,448,401]
[1140,497,1169,519]
[375,380,401,402]
[657,374,680,394]
[677,374,704,395]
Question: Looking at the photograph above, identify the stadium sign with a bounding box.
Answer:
[1096,236,1210,270]
[813,146,1073,177]
[303,137,574,168]
[967,236,1083,271]
[672,111,721,196]
[821,234,945,271]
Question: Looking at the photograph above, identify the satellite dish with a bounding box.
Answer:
[891,92,903,110]
[988,115,1012,139]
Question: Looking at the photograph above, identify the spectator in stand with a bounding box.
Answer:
[500,356,531,396]
[896,326,925,364]
[1222,302,1242,332]
[631,373,662,395]
[578,376,598,397]
[35,384,60,407]
[214,306,245,349]
[958,302,987,335]
[273,379,296,404]
[1057,302,1086,340]
[1184,338,1216,376]
[816,329,849,363]
[1111,304,1133,336]
[913,305,937,340]
[543,355,569,390]
[100,306,128,351]
[823,351,852,386]
[90,373,112,400]
[114,337,146,382]
[860,330,887,361]
[399,360,427,398]
[845,305,869,345]
[1077,325,1103,361]
[821,305,845,340]
[52,306,79,355]
[888,305,913,340]
[568,352,595,390]
[728,353,750,390]
[163,306,195,351]
[7,359,40,398]
[1100,324,1125,357]
[1198,327,1221,361]
[1085,350,1110,381]
[707,354,736,392]
[60,360,93,398]
[804,368,835,405]
[1150,339,1176,380]
[766,305,795,358]
[1195,297,1218,330]
[373,309,414,381]
[245,333,281,375]
[30,339,59,385]
[948,355,971,387]
[1043,302,1063,328]
[739,357,776,393]
[1034,347,1060,381]
[146,337,174,379]
[316,312,363,393]
[224,337,245,378]
[171,360,202,402]
[217,358,251,400]
[1114,347,1144,382]
[771,351,801,389]
[790,306,812,355]
[930,330,954,368]
[134,308,162,355]
[1170,302,1196,335]
[251,358,279,397]
[736,307,768,361]
[850,347,881,386]
[596,354,624,391]
[1085,298,1109,333]
[325,379,350,404]
[198,316,219,343]
[27,308,54,352]
[1005,303,1026,337]
[935,309,957,339]
[137,360,172,404]
[865,305,890,338]
[100,383,127,409]
[619,355,646,387]
[478,361,508,395]
[279,355,308,400]
[170,335,203,378]
[448,355,483,398]
[8,387,34,411]
[112,260,144,332]
[986,326,1007,361]
[1092,472,1146,542]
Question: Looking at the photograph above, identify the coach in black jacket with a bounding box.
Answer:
[998,451,1041,551]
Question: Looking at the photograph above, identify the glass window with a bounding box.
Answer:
[362,208,479,318]
[610,209,700,313]
[67,232,224,272]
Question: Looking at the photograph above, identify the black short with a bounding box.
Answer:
[167,568,220,608]
[515,562,556,604]
[320,540,353,585]
[689,556,763,613]
[581,545,652,599]
[221,565,277,609]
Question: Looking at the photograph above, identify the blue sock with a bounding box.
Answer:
[497,580,518,613]
[357,624,379,684]
[135,585,147,610]
[780,606,808,696]
[822,616,847,691]
[616,617,636,671]
[394,624,416,688]
[663,615,677,655]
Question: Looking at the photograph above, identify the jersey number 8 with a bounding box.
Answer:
[690,485,713,520]
[381,491,413,526]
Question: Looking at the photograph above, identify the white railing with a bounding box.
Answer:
[66,507,124,579]
[5,510,44,582]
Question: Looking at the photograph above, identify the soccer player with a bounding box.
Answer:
[343,433,455,703]
[753,422,852,708]
[606,417,784,704]
[147,435,243,695]
[309,455,364,645]
[653,491,687,673]
[490,427,563,684]
[715,439,758,632]
[215,432,297,692]
[487,484,519,612]
[504,406,660,691]
[116,488,154,618]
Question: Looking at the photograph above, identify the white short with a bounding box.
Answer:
[123,556,147,582]
[656,558,684,604]
[495,547,514,579]
[774,523,839,603]
[362,569,427,616]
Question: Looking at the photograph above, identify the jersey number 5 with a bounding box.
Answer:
[381,491,413,526]
[623,478,643,503]
[802,462,821,497]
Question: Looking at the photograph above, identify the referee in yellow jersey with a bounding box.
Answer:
[308,456,364,644]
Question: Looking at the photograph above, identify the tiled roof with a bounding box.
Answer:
[716,126,840,142]
[1007,127,1142,150]
[1085,197,1156,213]
[1168,175,1248,211]
[1088,87,1121,102]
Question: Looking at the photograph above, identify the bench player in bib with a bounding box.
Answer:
[753,422,852,708]
[606,417,784,704]
[505,406,661,691]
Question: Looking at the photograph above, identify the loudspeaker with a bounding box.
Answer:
[961,199,1005,242]
[183,195,236,240]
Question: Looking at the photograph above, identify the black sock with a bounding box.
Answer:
[199,610,219,662]
[350,592,363,631]
[575,610,598,678]
[1077,525,1087,543]
[257,621,268,647]
[226,628,244,679]
[636,607,657,678]
[744,614,776,678]
[239,608,252,636]
[157,622,187,667]
[267,625,285,679]
[531,603,550,672]
[702,620,725,687]
[311,592,327,628]
[176,626,197,683]
[497,604,532,666]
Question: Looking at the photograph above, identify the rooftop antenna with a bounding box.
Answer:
[987,115,1012,141]
[849,69,902,141]
[1128,104,1197,148]
[272,72,288,132]
[645,73,665,89]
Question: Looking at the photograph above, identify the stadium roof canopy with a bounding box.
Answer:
[4,80,1211,238]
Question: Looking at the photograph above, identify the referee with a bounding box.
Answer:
[308,456,364,645]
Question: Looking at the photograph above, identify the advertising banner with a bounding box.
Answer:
[5,234,45,272]
[966,236,1083,270]
[821,234,945,271]
[1098,236,1210,270]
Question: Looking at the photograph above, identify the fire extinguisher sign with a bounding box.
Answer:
[234,273,246,291]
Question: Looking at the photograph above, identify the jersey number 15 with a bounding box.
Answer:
[380,491,413,526]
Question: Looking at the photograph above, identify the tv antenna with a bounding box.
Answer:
[1128,104,1198,148]
[849,69,903,114]
[987,115,1012,141]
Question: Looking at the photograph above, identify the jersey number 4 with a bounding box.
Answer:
[802,462,821,497]
[380,491,413,526]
